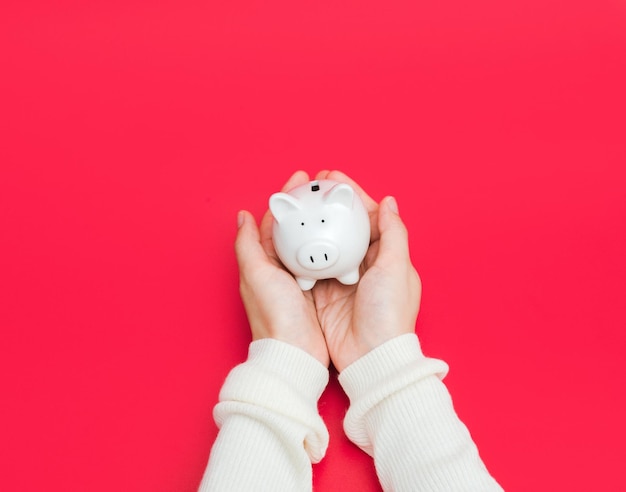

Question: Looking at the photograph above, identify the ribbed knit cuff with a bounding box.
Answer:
[246,338,329,401]
[339,334,447,403]
[215,338,330,463]
[338,333,449,455]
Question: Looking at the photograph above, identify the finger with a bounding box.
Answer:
[259,207,279,258]
[314,169,331,180]
[281,169,311,192]
[235,210,269,273]
[376,196,411,264]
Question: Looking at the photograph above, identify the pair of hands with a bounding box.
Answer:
[235,170,421,372]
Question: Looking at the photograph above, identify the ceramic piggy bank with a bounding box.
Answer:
[269,179,370,290]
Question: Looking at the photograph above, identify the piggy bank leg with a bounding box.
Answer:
[296,277,317,291]
[337,270,360,285]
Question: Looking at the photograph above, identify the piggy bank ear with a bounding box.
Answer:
[269,192,302,223]
[324,183,354,209]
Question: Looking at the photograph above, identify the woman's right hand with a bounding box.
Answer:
[311,170,422,373]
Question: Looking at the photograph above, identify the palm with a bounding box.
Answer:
[309,171,382,371]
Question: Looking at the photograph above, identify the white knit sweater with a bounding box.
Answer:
[198,334,503,491]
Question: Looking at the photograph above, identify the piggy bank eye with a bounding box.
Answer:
[301,222,305,226]
[321,219,325,223]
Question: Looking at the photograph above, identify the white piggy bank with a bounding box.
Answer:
[269,179,371,290]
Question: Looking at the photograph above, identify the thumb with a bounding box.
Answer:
[376,196,411,264]
[234,210,267,272]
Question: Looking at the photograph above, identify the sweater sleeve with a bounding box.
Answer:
[338,333,504,492]
[197,338,329,492]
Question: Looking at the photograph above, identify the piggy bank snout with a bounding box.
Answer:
[296,241,339,271]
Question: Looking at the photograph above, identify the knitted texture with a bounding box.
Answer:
[339,334,504,492]
[198,338,329,492]
[199,334,504,491]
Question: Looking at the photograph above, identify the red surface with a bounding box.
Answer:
[1,1,625,491]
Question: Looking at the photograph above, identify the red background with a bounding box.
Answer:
[1,1,625,491]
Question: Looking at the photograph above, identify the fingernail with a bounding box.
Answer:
[237,211,245,228]
[387,196,399,214]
